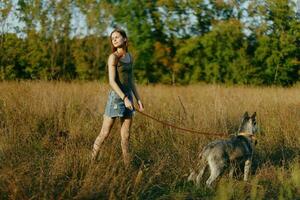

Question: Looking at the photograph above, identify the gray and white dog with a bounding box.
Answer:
[188,112,258,187]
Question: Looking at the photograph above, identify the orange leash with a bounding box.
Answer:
[134,106,227,138]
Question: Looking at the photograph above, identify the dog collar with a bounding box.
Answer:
[238,132,257,143]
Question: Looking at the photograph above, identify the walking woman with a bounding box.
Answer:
[92,28,144,167]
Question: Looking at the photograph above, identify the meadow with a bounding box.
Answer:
[0,81,299,199]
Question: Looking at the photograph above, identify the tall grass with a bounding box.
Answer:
[0,81,299,199]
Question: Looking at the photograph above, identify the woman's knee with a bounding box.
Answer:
[101,125,111,134]
[100,121,114,135]
[97,130,110,142]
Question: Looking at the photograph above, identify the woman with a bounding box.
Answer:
[92,28,144,167]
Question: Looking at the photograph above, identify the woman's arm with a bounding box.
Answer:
[131,81,141,102]
[130,60,144,111]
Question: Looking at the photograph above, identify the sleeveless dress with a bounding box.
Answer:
[104,53,134,118]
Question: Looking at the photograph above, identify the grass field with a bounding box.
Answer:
[0,81,299,199]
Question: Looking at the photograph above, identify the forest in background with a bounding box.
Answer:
[0,0,299,85]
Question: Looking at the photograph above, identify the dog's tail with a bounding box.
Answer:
[187,150,208,184]
[188,169,197,182]
[187,151,204,182]
[198,150,203,159]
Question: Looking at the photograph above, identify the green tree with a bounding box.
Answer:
[71,35,110,80]
[251,0,300,85]
[74,0,111,80]
[174,36,204,84]
[0,0,13,80]
[0,33,28,79]
[200,20,251,83]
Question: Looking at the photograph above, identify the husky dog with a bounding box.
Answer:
[188,112,258,187]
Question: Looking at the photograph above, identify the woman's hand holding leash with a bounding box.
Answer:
[137,100,144,111]
[124,96,133,110]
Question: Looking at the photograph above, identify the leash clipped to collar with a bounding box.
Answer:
[133,105,227,137]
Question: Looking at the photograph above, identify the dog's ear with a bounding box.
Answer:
[251,112,256,119]
[242,112,249,120]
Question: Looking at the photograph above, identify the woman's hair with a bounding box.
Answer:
[110,28,128,52]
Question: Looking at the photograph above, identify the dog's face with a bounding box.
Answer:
[239,112,258,135]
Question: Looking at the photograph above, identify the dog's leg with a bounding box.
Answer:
[188,169,197,182]
[206,159,225,187]
[244,159,252,181]
[229,161,237,179]
[195,164,207,186]
[229,166,235,179]
[188,157,207,185]
[206,167,222,188]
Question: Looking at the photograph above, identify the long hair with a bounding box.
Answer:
[110,28,128,53]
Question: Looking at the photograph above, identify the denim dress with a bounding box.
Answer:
[104,53,135,118]
[104,90,134,118]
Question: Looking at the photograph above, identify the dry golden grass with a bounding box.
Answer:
[0,81,299,199]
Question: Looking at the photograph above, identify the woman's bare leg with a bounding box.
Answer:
[91,115,115,161]
[120,117,132,167]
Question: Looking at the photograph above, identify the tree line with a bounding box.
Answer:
[0,0,299,85]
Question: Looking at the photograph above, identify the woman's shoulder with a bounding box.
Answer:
[108,52,119,61]
[108,52,133,64]
[108,53,119,66]
[108,52,119,59]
